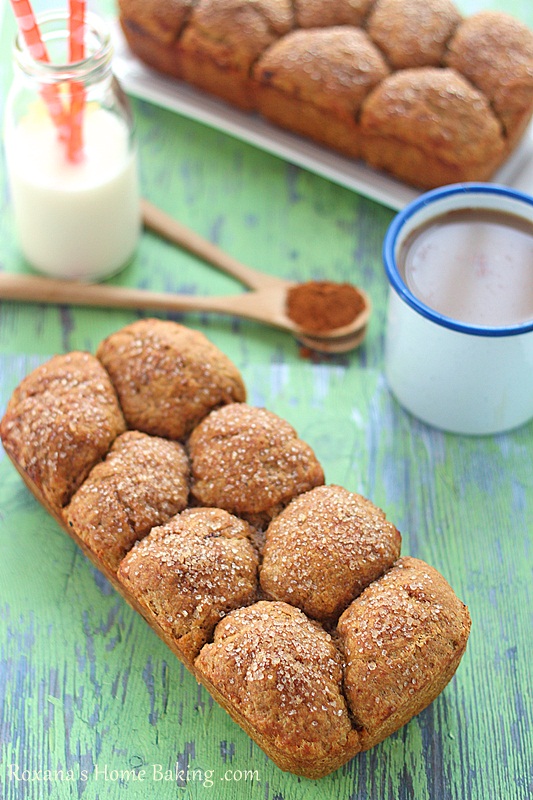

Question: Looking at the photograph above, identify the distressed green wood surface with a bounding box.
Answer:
[1,1,532,798]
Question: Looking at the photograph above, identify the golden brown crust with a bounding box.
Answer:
[118,0,194,79]
[117,508,258,667]
[360,67,505,188]
[118,0,193,44]
[195,601,360,777]
[0,352,125,513]
[96,318,246,440]
[179,0,294,108]
[256,28,388,114]
[256,87,363,159]
[337,557,471,750]
[64,431,190,572]
[117,0,533,188]
[188,403,325,524]
[1,321,472,779]
[254,27,388,157]
[294,0,374,28]
[260,485,401,623]
[367,0,461,69]
[445,12,533,149]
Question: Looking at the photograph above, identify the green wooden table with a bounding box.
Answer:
[1,1,532,798]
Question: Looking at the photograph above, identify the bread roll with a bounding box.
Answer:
[64,431,190,572]
[179,0,293,109]
[254,26,389,159]
[337,557,471,751]
[366,0,461,69]
[359,67,505,187]
[96,318,246,440]
[195,601,361,778]
[445,11,533,151]
[260,485,401,623]
[0,352,125,515]
[118,507,258,667]
[188,403,325,526]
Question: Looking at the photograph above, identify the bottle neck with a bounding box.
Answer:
[13,10,113,88]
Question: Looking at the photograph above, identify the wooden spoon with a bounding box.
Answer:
[142,199,371,352]
[0,201,371,354]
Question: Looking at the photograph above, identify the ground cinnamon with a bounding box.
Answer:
[286,280,366,333]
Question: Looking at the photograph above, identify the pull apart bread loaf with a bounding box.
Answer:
[0,319,471,778]
[117,0,533,188]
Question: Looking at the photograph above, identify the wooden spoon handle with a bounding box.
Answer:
[141,199,285,291]
[0,272,293,330]
[0,272,234,315]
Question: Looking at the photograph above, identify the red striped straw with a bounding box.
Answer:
[68,0,86,162]
[9,0,68,138]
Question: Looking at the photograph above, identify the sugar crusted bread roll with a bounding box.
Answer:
[359,67,506,187]
[337,557,471,751]
[194,601,361,778]
[64,431,190,572]
[118,508,259,669]
[0,352,126,515]
[118,0,533,188]
[366,0,462,69]
[179,0,293,110]
[254,26,389,160]
[260,485,401,623]
[188,403,325,527]
[96,318,246,440]
[0,320,471,779]
[445,11,533,152]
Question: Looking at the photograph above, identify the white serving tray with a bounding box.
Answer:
[111,23,533,211]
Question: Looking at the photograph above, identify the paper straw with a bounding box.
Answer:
[8,0,67,136]
[67,0,86,161]
[69,0,86,61]
[10,0,48,61]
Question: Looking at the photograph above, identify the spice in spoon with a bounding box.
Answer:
[286,280,366,333]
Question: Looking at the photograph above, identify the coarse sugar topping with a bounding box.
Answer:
[0,351,126,510]
[260,484,401,622]
[195,601,354,756]
[189,403,324,516]
[117,508,259,661]
[337,557,470,732]
[64,431,190,571]
[96,319,246,439]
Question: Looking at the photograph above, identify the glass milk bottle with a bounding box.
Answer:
[4,10,141,281]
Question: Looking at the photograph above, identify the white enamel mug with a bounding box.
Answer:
[383,183,533,435]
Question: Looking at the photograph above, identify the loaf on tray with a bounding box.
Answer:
[117,0,533,189]
[0,319,471,779]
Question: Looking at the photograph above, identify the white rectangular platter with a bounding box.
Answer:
[111,23,533,211]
